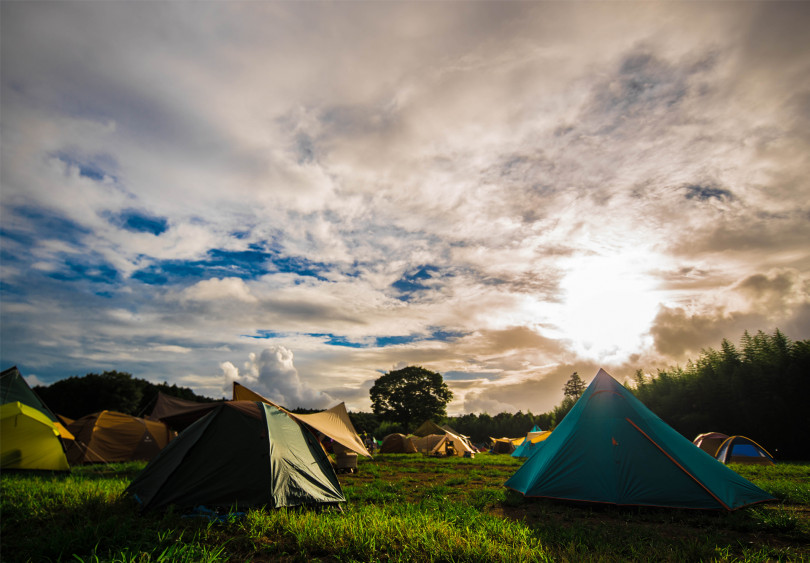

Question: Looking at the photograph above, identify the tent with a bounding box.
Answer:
[66,410,174,464]
[505,369,775,510]
[379,433,418,453]
[1,366,73,439]
[1,402,70,471]
[411,420,476,456]
[692,432,729,457]
[715,436,775,466]
[412,420,446,437]
[148,392,223,431]
[126,401,345,511]
[233,382,371,458]
[490,437,521,454]
[512,426,552,458]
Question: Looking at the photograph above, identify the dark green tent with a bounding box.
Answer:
[505,369,774,510]
[1,366,58,422]
[126,401,345,511]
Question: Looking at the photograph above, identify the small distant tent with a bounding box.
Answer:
[1,366,73,440]
[126,401,345,512]
[1,402,70,471]
[66,410,174,464]
[715,436,775,466]
[411,420,475,456]
[512,426,552,458]
[379,433,418,453]
[693,432,729,457]
[233,383,371,458]
[490,437,521,454]
[505,369,775,510]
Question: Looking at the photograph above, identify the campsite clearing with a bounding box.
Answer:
[1,455,808,562]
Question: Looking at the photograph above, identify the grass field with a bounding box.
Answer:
[1,454,808,562]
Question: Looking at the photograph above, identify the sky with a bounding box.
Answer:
[2,2,809,416]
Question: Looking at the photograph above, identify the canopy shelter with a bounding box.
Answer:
[505,369,775,510]
[126,401,345,512]
[1,402,70,471]
[66,410,174,464]
[715,436,775,466]
[1,366,73,440]
[692,432,730,457]
[232,382,371,458]
[512,426,552,458]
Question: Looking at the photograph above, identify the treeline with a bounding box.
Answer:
[31,329,809,460]
[631,330,809,461]
[34,371,218,420]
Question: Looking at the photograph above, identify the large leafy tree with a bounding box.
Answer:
[369,366,453,428]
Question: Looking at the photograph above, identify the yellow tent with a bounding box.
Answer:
[1,402,70,471]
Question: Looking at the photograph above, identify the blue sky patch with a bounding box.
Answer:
[117,211,169,236]
[391,265,441,300]
[684,184,733,202]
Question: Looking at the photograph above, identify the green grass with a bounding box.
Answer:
[2,455,808,562]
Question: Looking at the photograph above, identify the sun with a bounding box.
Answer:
[551,250,662,363]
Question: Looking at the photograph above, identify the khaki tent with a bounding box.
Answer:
[1,402,70,471]
[379,433,418,453]
[692,432,730,457]
[490,437,522,454]
[411,420,476,456]
[1,366,73,440]
[148,392,222,431]
[67,410,174,464]
[126,401,345,512]
[233,382,371,458]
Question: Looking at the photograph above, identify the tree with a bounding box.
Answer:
[369,366,453,429]
[562,371,586,400]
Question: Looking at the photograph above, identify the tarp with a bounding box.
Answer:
[1,402,70,471]
[67,410,174,464]
[715,436,775,466]
[512,426,552,458]
[126,401,345,511]
[0,366,73,439]
[505,369,775,510]
[233,382,371,457]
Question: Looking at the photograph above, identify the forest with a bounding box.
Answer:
[34,329,809,460]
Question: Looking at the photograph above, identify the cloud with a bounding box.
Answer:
[182,277,257,303]
[1,2,808,415]
[220,346,335,409]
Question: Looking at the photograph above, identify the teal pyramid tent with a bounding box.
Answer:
[512,425,551,458]
[505,369,774,510]
[126,401,345,511]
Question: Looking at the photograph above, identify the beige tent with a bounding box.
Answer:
[411,420,475,456]
[66,410,174,464]
[233,382,371,458]
[693,432,730,456]
[379,433,418,453]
